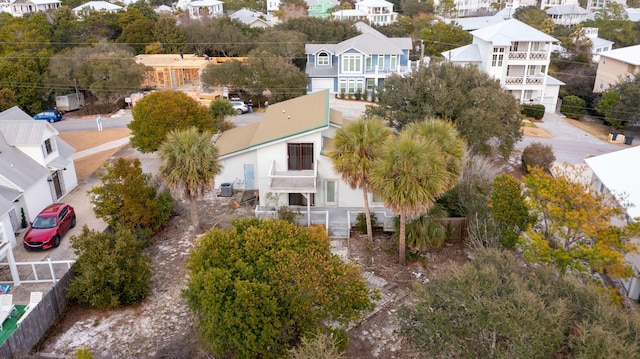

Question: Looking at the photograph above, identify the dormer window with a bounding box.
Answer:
[317,52,329,66]
[43,138,55,156]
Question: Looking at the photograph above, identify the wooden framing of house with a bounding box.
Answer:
[135,54,247,90]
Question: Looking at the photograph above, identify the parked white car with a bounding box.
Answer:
[231,100,249,115]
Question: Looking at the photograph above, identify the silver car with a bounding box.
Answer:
[231,101,249,115]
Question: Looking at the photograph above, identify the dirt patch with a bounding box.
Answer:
[59,128,131,152]
[59,129,131,181]
[564,117,612,142]
[521,125,552,138]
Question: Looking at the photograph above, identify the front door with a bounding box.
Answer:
[52,171,63,200]
[325,180,337,206]
[244,164,255,189]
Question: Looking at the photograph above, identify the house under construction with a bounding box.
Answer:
[135,54,246,91]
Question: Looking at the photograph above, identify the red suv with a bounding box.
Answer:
[23,203,76,250]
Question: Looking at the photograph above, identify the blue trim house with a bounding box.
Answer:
[305,22,414,95]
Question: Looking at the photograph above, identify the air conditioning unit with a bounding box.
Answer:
[220,183,233,197]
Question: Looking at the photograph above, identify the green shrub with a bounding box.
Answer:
[339,90,345,99]
[68,225,152,309]
[520,104,545,120]
[560,95,586,119]
[355,212,377,233]
[355,89,362,101]
[521,142,555,173]
[278,206,301,224]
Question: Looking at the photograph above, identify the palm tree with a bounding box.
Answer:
[370,119,465,265]
[158,127,222,230]
[330,117,392,243]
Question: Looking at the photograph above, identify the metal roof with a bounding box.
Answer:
[585,146,640,220]
[471,19,558,44]
[599,45,640,66]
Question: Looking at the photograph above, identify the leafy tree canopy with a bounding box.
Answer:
[0,88,17,112]
[68,224,152,309]
[129,90,216,152]
[367,63,521,158]
[182,17,253,57]
[201,50,308,101]
[595,75,640,129]
[585,3,639,48]
[184,218,375,358]
[254,29,307,64]
[422,20,472,58]
[489,174,532,249]
[276,17,361,43]
[514,6,555,33]
[521,166,639,277]
[89,157,172,237]
[46,43,147,104]
[399,249,640,358]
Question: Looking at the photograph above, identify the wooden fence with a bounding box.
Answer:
[0,270,73,357]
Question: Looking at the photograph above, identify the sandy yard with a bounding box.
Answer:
[40,116,610,357]
[58,128,131,181]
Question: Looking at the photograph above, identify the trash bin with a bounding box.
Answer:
[220,183,233,197]
[625,135,634,145]
[609,132,618,141]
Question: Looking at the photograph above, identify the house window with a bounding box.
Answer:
[377,55,384,70]
[527,66,536,76]
[366,78,375,90]
[599,79,604,89]
[491,47,504,67]
[531,42,541,51]
[288,143,314,170]
[43,138,54,156]
[317,52,329,66]
[524,90,534,101]
[510,42,519,52]
[389,55,397,70]
[342,55,362,72]
[289,193,314,206]
[365,56,372,70]
[325,180,336,205]
[339,79,364,94]
[372,193,383,203]
[599,182,605,193]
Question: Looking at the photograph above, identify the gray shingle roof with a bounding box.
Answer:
[305,22,411,56]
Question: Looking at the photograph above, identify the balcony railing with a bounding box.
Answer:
[505,76,545,85]
[508,51,548,61]
[267,160,318,193]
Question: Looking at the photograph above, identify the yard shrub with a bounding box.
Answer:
[398,249,640,358]
[560,95,586,119]
[520,104,545,120]
[355,212,377,234]
[355,89,362,101]
[521,142,555,173]
[68,224,151,309]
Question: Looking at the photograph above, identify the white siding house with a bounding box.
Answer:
[585,146,640,300]
[214,91,391,234]
[332,0,397,25]
[0,107,78,235]
[442,19,564,112]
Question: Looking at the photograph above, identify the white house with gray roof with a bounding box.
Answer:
[546,4,589,26]
[332,0,397,25]
[230,8,271,28]
[585,146,640,300]
[72,1,122,16]
[305,22,414,95]
[0,107,78,236]
[2,0,60,17]
[442,19,564,112]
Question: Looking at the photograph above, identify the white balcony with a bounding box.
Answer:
[267,160,318,193]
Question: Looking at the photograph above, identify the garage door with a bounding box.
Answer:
[311,78,334,93]
[542,97,557,113]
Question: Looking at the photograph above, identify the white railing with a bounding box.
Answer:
[0,258,75,285]
[267,159,318,192]
[346,210,395,240]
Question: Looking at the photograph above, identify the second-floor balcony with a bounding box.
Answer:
[505,75,545,86]
[508,51,548,61]
[267,160,317,193]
